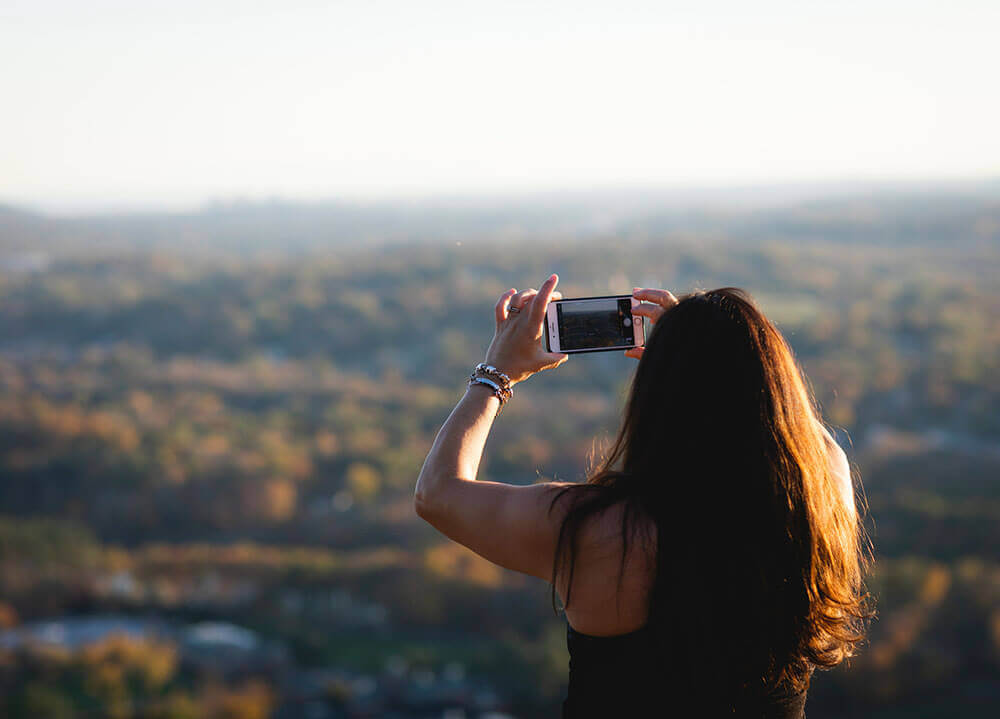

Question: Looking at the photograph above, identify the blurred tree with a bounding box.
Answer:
[346,462,381,504]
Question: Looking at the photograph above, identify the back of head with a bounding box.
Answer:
[551,288,870,704]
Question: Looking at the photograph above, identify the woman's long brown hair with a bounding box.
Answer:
[548,288,872,702]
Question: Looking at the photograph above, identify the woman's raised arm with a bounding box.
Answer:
[414,274,571,580]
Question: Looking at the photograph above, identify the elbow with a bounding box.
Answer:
[414,491,431,520]
[414,487,439,522]
[414,478,456,524]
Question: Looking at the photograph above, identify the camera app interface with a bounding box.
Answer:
[557,298,635,351]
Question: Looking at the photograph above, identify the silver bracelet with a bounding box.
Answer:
[468,376,512,411]
[475,363,512,392]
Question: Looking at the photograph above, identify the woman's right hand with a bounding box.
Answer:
[483,274,568,385]
[625,287,678,360]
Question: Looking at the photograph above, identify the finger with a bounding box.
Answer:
[551,291,562,300]
[495,288,516,325]
[631,303,665,323]
[633,288,678,309]
[510,288,538,312]
[529,273,559,327]
[624,347,644,360]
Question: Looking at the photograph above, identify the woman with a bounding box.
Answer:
[415,274,870,717]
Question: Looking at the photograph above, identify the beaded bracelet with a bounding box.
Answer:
[468,370,512,402]
[469,375,510,404]
[474,363,512,393]
[468,363,513,411]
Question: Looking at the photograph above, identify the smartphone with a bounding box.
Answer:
[545,294,645,354]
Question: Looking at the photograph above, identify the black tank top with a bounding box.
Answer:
[562,621,808,718]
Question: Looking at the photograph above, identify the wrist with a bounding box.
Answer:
[467,382,501,402]
[469,363,513,412]
[481,359,523,386]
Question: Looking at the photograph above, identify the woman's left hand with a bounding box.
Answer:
[483,273,569,385]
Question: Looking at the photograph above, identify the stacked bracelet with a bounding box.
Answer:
[469,362,513,409]
[475,363,512,391]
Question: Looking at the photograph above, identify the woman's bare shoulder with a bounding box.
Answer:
[820,426,856,512]
[574,497,658,573]
[559,497,658,633]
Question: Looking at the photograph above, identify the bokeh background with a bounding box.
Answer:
[1,2,998,717]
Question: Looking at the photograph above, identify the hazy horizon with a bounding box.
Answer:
[5,174,999,219]
[3,0,998,213]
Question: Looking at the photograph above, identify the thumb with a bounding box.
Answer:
[543,352,569,369]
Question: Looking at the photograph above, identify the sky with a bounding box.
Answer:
[1,0,998,212]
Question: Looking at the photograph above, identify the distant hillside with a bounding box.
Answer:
[0,204,55,252]
[1,180,998,255]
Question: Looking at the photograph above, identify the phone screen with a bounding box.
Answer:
[556,297,636,351]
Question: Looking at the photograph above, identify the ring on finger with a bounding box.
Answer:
[508,306,521,314]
